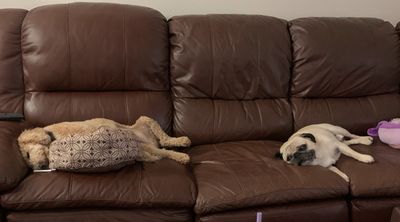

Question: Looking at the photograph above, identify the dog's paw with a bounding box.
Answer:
[176,136,192,147]
[359,136,373,145]
[151,155,163,162]
[341,174,350,182]
[175,153,190,164]
[359,154,375,163]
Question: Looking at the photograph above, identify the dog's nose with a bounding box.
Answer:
[38,160,49,169]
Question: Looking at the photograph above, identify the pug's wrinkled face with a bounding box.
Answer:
[276,133,317,166]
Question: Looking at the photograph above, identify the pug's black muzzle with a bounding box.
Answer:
[291,149,316,166]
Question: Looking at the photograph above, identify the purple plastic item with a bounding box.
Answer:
[256,212,262,222]
[368,118,400,149]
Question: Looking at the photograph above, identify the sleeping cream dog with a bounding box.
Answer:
[18,116,191,170]
[276,124,374,182]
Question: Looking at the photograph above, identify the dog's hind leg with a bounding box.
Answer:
[142,144,190,164]
[328,166,349,182]
[343,137,373,146]
[137,151,162,162]
[319,124,360,138]
[136,116,191,148]
[318,124,373,145]
[337,142,374,163]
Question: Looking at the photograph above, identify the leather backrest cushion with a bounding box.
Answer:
[24,92,172,132]
[170,15,293,145]
[291,17,400,97]
[0,9,27,114]
[21,3,171,131]
[290,18,400,133]
[22,3,168,91]
[292,94,400,135]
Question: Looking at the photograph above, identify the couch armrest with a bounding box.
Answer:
[0,121,30,192]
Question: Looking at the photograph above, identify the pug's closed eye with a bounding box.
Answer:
[26,152,30,159]
[298,144,307,152]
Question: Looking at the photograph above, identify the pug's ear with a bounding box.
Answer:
[301,133,316,143]
[275,152,283,159]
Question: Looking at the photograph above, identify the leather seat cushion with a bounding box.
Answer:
[1,160,196,210]
[189,140,348,215]
[337,140,400,197]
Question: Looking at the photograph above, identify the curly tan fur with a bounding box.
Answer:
[18,128,51,169]
[18,116,191,170]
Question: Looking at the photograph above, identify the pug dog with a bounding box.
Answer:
[276,124,374,182]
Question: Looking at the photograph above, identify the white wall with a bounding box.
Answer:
[0,0,399,25]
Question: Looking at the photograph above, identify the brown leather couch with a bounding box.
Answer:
[0,3,399,222]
